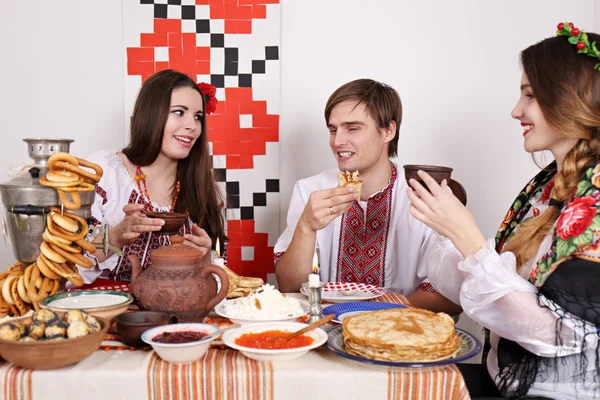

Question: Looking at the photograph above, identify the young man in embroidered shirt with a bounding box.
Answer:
[274,79,462,315]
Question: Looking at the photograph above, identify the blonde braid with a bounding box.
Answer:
[503,139,595,269]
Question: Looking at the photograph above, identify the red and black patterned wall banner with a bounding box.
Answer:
[124,0,281,280]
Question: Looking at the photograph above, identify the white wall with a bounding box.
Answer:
[0,0,126,267]
[278,0,597,362]
[0,0,598,362]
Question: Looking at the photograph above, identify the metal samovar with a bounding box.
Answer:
[0,139,97,264]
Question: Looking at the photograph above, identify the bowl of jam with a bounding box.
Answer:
[141,323,220,363]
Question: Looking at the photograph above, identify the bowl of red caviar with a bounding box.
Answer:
[141,323,220,363]
[221,322,328,362]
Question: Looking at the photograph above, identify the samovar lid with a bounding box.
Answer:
[0,138,74,206]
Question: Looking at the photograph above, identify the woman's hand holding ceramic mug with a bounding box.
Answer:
[406,170,486,258]
[112,204,165,248]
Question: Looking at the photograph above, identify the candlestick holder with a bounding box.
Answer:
[301,281,326,324]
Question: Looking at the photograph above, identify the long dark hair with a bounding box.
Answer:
[503,34,600,267]
[122,69,226,245]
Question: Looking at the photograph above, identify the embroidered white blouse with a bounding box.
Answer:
[274,162,436,294]
[426,189,598,399]
[79,150,219,284]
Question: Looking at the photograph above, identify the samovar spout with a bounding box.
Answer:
[87,224,124,257]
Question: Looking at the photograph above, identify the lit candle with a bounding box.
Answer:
[308,252,320,287]
[213,237,225,268]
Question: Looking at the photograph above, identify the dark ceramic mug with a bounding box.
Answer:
[403,164,467,206]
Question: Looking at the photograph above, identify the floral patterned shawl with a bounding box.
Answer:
[492,160,600,398]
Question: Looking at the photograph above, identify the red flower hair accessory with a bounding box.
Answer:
[197,82,218,115]
[556,22,600,71]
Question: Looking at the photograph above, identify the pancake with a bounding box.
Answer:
[338,171,362,200]
[342,308,459,362]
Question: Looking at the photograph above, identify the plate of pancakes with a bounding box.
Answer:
[326,308,481,368]
[300,282,386,303]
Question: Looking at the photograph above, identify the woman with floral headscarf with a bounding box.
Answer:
[408,23,600,399]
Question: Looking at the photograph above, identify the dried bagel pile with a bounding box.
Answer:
[224,265,265,298]
[0,153,103,318]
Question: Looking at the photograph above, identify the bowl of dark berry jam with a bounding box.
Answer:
[141,323,220,363]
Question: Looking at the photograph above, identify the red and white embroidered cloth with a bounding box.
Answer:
[275,162,437,294]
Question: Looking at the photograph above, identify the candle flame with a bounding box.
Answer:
[215,237,221,257]
[312,252,319,274]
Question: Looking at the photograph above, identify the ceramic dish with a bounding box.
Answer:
[323,301,408,324]
[300,282,386,303]
[141,323,221,363]
[40,290,133,321]
[326,326,481,369]
[214,299,310,325]
[0,312,110,370]
[222,322,328,362]
[116,311,173,347]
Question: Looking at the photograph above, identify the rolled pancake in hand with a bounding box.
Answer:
[338,170,362,200]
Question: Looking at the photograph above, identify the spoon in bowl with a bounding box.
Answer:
[280,314,335,342]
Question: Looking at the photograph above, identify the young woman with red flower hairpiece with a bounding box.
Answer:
[408,23,600,399]
[77,69,226,287]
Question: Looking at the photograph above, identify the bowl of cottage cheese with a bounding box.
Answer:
[214,285,309,324]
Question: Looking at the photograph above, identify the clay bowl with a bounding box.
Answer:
[403,164,468,205]
[403,164,453,184]
[116,311,173,347]
[0,312,110,370]
[146,212,187,235]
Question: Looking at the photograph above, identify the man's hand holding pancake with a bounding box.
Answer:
[298,187,357,233]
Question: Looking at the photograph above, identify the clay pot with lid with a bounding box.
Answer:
[129,236,229,322]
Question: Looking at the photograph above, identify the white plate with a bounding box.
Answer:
[300,282,387,303]
[40,290,133,309]
[222,322,328,362]
[214,299,310,324]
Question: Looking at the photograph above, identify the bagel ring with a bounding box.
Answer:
[52,213,79,233]
[45,170,80,183]
[48,243,93,269]
[40,241,67,264]
[75,157,103,183]
[50,207,88,234]
[63,262,84,287]
[2,275,19,305]
[76,238,97,254]
[26,264,45,303]
[10,277,29,316]
[43,230,81,254]
[57,189,81,210]
[40,257,82,285]
[47,152,79,171]
[47,213,87,242]
[37,254,61,280]
[43,229,72,245]
[39,176,83,188]
[53,160,101,184]
[54,182,95,192]
[17,275,31,304]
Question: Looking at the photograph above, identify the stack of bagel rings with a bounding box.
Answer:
[40,153,103,210]
[0,153,104,317]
